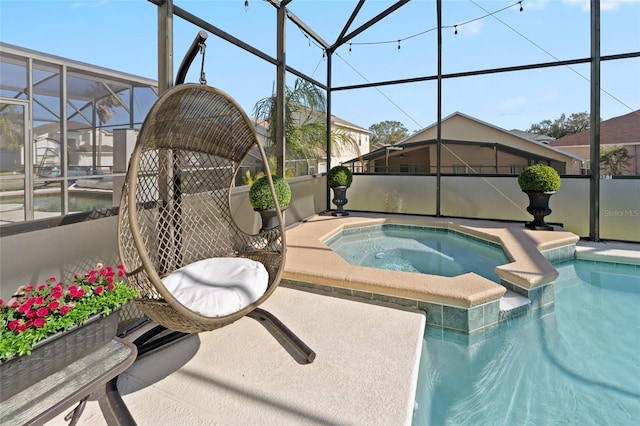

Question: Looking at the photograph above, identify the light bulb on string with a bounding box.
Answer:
[244,0,249,12]
[519,1,523,12]
[397,40,401,51]
[454,25,458,35]
[349,43,352,53]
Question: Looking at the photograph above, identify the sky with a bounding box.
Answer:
[1,0,639,133]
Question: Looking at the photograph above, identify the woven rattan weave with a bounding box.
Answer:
[118,83,286,334]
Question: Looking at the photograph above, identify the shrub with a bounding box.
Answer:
[517,164,561,192]
[249,175,291,210]
[327,165,353,188]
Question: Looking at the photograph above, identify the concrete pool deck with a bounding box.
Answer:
[48,286,426,425]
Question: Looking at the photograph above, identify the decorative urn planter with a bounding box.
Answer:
[330,186,349,216]
[523,191,555,231]
[249,175,291,232]
[517,164,561,231]
[327,166,353,217]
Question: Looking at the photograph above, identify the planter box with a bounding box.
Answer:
[0,309,120,402]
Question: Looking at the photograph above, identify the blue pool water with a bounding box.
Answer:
[326,225,510,283]
[413,259,640,425]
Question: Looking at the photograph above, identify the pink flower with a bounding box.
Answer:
[106,276,114,284]
[96,263,104,270]
[94,286,104,295]
[26,309,37,319]
[47,276,56,283]
[0,298,4,306]
[17,302,31,313]
[76,288,86,298]
[33,318,46,328]
[8,320,19,331]
[34,296,45,305]
[87,275,97,283]
[25,285,34,292]
[37,284,46,291]
[36,307,49,318]
[68,288,78,298]
[100,268,108,276]
[59,305,71,315]
[107,283,115,291]
[52,290,63,299]
[48,300,60,310]
[118,269,125,278]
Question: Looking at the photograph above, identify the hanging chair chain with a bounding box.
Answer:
[199,41,207,85]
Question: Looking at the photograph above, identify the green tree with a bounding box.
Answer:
[526,112,591,139]
[368,120,409,147]
[253,78,355,164]
[0,104,23,151]
[600,146,633,175]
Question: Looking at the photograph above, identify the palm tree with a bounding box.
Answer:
[253,78,357,172]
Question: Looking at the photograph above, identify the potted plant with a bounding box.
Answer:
[0,263,137,400]
[327,165,353,217]
[517,164,561,231]
[249,174,291,231]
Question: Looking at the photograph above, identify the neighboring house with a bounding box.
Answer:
[509,129,555,145]
[343,112,584,175]
[251,114,370,176]
[550,110,640,175]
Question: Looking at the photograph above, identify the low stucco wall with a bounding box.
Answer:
[0,175,325,299]
[346,174,639,242]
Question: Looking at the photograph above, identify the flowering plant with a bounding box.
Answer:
[0,263,137,360]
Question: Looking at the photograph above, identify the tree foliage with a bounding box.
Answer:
[600,146,633,175]
[368,120,409,147]
[0,104,23,151]
[526,112,591,139]
[253,78,355,162]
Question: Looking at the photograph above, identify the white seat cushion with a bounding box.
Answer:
[161,257,269,317]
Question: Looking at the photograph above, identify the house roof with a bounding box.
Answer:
[409,112,582,160]
[550,109,640,147]
[344,111,584,165]
[509,129,555,144]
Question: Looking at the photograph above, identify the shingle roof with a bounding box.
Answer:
[550,110,640,147]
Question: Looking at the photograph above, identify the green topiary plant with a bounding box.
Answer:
[249,175,291,210]
[327,165,353,188]
[517,164,561,192]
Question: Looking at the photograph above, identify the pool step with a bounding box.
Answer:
[499,290,531,320]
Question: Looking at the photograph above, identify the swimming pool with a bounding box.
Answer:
[326,224,510,283]
[412,259,640,425]
[0,192,113,213]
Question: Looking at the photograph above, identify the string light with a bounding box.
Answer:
[345,0,524,49]
[244,0,249,12]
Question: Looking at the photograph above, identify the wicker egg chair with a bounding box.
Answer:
[117,82,314,362]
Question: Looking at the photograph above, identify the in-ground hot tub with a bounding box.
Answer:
[325,224,510,283]
[282,214,579,334]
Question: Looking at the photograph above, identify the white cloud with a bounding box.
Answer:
[463,20,483,36]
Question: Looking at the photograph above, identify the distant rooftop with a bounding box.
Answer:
[551,110,640,147]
